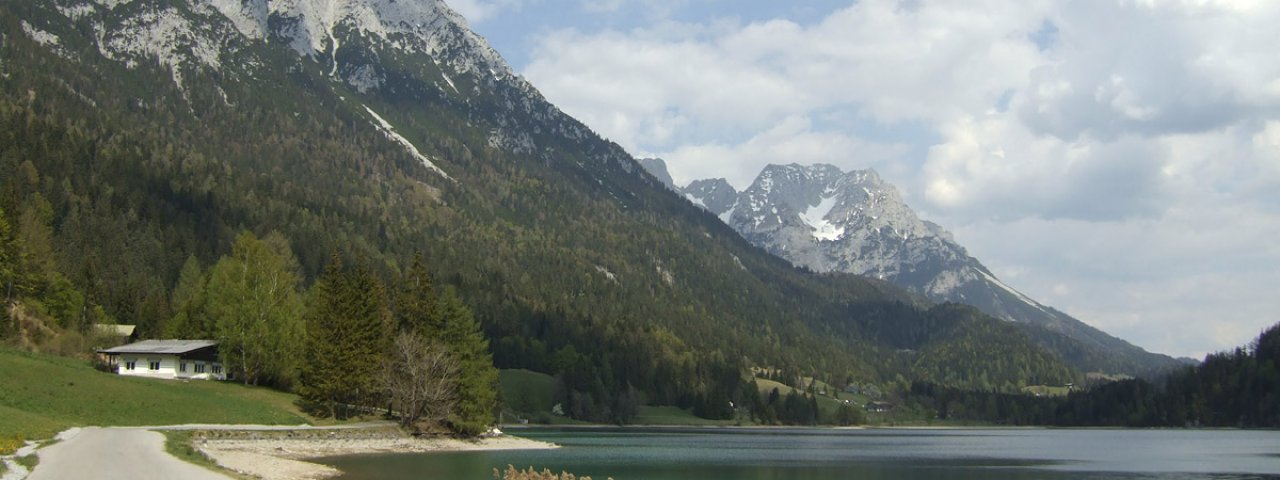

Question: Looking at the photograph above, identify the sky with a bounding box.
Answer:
[450,0,1280,360]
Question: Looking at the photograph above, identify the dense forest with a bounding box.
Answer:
[0,0,1146,428]
[904,322,1280,428]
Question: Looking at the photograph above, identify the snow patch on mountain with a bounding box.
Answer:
[685,193,706,208]
[440,70,458,92]
[799,193,844,241]
[718,206,735,225]
[364,105,451,179]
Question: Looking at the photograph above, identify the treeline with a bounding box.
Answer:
[164,232,498,434]
[906,322,1280,427]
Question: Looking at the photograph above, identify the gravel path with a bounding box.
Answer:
[27,427,230,480]
[21,422,554,480]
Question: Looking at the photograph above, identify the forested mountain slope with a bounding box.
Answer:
[672,163,1179,377]
[0,0,1076,416]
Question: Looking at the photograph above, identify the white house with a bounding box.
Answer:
[97,340,227,380]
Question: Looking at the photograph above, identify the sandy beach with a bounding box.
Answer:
[196,428,557,480]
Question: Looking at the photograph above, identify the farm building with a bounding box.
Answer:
[97,340,226,380]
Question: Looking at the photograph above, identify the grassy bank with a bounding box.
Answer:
[161,430,253,479]
[0,348,308,451]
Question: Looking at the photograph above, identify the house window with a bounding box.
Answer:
[148,360,161,371]
[125,361,136,370]
[212,365,222,375]
[180,362,187,373]
[195,363,206,374]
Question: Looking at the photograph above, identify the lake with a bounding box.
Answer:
[321,427,1280,479]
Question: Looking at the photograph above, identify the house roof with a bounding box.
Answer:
[92,324,137,337]
[97,340,218,355]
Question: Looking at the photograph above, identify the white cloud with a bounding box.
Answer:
[518,0,1280,357]
[1016,1,1280,141]
[923,113,1169,221]
[447,0,527,23]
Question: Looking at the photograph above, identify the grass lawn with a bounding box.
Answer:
[499,369,741,426]
[498,369,590,425]
[0,348,309,451]
[754,377,867,420]
[1022,385,1071,397]
[632,406,738,426]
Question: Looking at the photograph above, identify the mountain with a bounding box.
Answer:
[682,178,738,219]
[2,0,1079,417]
[637,158,675,189]
[676,163,1178,377]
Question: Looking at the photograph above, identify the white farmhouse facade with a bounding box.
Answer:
[97,340,227,380]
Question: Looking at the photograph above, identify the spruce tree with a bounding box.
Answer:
[437,286,499,435]
[302,254,391,418]
[300,254,348,418]
[393,254,438,335]
[166,255,209,339]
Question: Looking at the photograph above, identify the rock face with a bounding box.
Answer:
[676,163,1177,375]
[637,158,675,189]
[682,178,738,219]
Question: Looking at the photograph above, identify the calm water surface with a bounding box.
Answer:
[322,427,1280,480]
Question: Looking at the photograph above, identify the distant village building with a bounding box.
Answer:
[865,401,895,414]
[97,340,226,380]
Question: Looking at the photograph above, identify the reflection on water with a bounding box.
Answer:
[322,427,1280,480]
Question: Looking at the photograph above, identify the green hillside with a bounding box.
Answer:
[0,0,1078,426]
[0,348,306,448]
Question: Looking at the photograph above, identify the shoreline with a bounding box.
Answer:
[196,428,557,480]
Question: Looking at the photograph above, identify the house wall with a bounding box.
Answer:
[115,354,226,381]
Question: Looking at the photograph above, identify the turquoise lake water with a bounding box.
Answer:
[321,427,1280,479]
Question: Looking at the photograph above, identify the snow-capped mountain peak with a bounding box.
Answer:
[680,162,1175,375]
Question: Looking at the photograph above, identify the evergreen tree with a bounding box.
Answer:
[438,286,499,435]
[393,254,438,335]
[301,254,391,418]
[166,255,210,339]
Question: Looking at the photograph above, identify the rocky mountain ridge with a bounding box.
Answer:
[669,163,1178,376]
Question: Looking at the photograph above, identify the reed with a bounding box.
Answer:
[493,464,613,480]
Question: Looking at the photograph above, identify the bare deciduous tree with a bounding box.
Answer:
[383,332,460,431]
